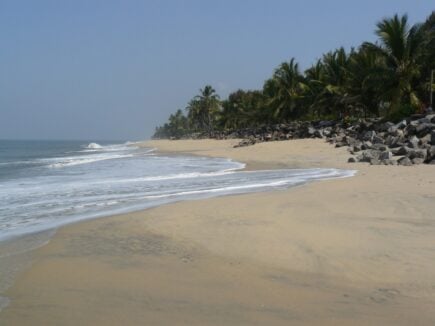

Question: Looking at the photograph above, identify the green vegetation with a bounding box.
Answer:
[154,12,435,139]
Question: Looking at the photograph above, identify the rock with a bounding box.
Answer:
[372,143,389,151]
[379,151,393,160]
[357,149,381,162]
[385,136,400,148]
[420,133,432,146]
[380,121,395,132]
[392,146,411,156]
[395,120,407,129]
[361,141,373,150]
[427,146,435,162]
[412,157,425,165]
[372,135,385,144]
[370,158,381,165]
[314,129,323,138]
[431,131,435,145]
[407,149,427,160]
[407,136,420,149]
[348,157,356,163]
[416,123,435,137]
[307,126,316,136]
[363,130,376,141]
[398,157,413,166]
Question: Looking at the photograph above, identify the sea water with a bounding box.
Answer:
[0,139,356,311]
[0,139,355,242]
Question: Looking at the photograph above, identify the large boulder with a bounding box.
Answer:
[356,149,381,163]
[398,157,413,166]
[407,149,427,160]
[392,146,411,156]
[412,158,425,165]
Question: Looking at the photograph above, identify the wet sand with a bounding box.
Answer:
[1,139,435,325]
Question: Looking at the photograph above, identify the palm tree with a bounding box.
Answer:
[320,48,352,118]
[304,60,327,118]
[346,47,386,117]
[364,14,425,114]
[267,58,307,121]
[186,85,220,134]
[220,90,266,129]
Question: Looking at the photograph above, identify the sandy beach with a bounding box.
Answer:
[1,138,435,325]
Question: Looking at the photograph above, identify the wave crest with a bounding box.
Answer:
[86,143,103,149]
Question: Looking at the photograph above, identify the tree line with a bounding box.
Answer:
[153,12,435,139]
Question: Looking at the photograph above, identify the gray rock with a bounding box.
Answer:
[361,141,373,150]
[398,157,413,166]
[385,135,401,148]
[314,130,323,138]
[427,146,435,161]
[307,126,316,136]
[379,151,393,160]
[420,133,432,146]
[416,123,435,136]
[410,120,420,127]
[407,135,420,149]
[363,130,376,141]
[372,143,389,151]
[395,120,407,129]
[392,146,411,156]
[370,158,381,165]
[357,149,381,162]
[348,157,356,163]
[407,149,427,160]
[372,135,385,144]
[412,158,425,165]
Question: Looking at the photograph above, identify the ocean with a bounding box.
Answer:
[0,139,354,242]
[0,139,356,311]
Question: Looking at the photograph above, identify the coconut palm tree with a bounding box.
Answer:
[186,85,220,133]
[346,46,386,117]
[267,58,307,121]
[364,14,425,114]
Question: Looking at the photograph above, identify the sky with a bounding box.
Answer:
[0,0,433,141]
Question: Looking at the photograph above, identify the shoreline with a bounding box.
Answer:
[1,139,435,325]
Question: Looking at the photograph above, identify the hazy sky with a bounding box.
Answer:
[0,1,433,140]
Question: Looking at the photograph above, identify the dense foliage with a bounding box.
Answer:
[153,13,435,139]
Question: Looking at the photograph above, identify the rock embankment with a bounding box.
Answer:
[226,114,435,165]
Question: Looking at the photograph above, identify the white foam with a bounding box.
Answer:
[86,142,103,149]
[1,146,356,247]
[46,153,134,168]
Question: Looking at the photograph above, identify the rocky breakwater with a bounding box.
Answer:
[231,114,435,166]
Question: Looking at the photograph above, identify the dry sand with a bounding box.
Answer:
[1,139,435,325]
